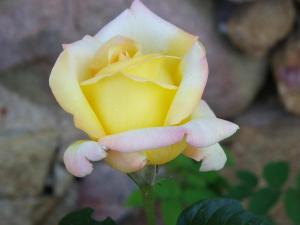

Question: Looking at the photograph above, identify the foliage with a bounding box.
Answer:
[126,155,299,225]
[59,208,116,225]
[177,198,271,225]
[59,199,270,225]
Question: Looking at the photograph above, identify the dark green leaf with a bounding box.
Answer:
[263,161,289,189]
[59,208,116,225]
[125,189,143,208]
[161,199,182,225]
[236,170,258,188]
[248,188,280,214]
[177,198,270,225]
[227,185,253,200]
[284,188,300,225]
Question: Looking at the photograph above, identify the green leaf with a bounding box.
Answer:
[236,170,258,188]
[248,188,280,215]
[227,185,253,200]
[176,198,270,225]
[161,199,182,225]
[296,171,300,189]
[59,208,117,225]
[125,189,143,208]
[182,189,216,205]
[263,161,289,189]
[284,188,300,225]
[154,179,182,200]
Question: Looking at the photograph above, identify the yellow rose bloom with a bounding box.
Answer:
[49,0,238,176]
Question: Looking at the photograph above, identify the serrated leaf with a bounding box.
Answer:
[227,185,253,200]
[263,161,289,189]
[236,170,258,188]
[176,198,270,225]
[284,188,300,225]
[161,199,182,225]
[248,188,280,215]
[125,189,143,208]
[59,208,117,225]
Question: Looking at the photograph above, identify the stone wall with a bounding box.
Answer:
[1,0,300,224]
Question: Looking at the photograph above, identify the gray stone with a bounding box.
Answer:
[223,0,295,57]
[272,33,300,116]
[0,130,58,197]
[79,163,134,221]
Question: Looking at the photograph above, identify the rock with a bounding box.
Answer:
[223,0,295,57]
[272,33,300,116]
[0,0,130,71]
[0,196,57,225]
[0,130,59,197]
[229,97,300,225]
[79,164,134,221]
[140,0,267,117]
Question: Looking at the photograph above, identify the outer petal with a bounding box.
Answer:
[105,151,147,173]
[191,100,216,119]
[63,141,107,177]
[165,43,208,125]
[99,126,185,152]
[95,0,196,56]
[200,144,227,171]
[183,144,227,171]
[183,118,239,148]
[49,36,105,139]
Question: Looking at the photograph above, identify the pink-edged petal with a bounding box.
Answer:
[95,0,196,56]
[183,118,239,148]
[183,144,227,171]
[183,145,204,161]
[199,144,227,171]
[99,126,185,152]
[191,100,216,119]
[63,141,107,177]
[165,43,208,125]
[105,151,147,173]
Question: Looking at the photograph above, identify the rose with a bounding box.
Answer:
[49,0,238,177]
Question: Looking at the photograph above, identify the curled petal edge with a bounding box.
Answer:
[63,141,107,177]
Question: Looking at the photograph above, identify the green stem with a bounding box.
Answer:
[128,166,158,225]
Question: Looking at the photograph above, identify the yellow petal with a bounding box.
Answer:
[91,36,138,71]
[81,73,176,134]
[145,140,187,165]
[95,0,197,56]
[165,42,208,125]
[49,37,105,139]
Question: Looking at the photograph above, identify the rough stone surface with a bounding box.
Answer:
[272,33,300,116]
[79,164,134,221]
[0,130,58,197]
[228,98,300,225]
[223,0,295,57]
[0,0,130,71]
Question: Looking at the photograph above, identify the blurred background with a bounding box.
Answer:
[0,0,300,224]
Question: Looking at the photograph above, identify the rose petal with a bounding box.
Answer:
[105,151,147,173]
[49,36,105,139]
[99,126,185,152]
[165,43,208,125]
[95,0,196,56]
[183,118,239,148]
[192,100,216,119]
[63,141,107,177]
[199,144,227,171]
[183,145,204,161]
